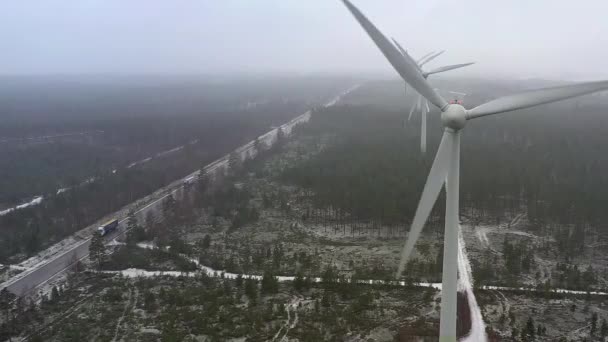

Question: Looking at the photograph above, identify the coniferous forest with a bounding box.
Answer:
[0,76,352,261]
[283,80,608,246]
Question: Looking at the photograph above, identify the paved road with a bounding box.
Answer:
[0,86,358,297]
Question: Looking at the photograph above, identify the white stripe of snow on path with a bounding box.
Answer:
[0,196,43,216]
[458,225,487,342]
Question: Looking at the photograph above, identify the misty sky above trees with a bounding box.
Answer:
[2,0,608,80]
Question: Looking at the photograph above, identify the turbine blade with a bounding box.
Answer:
[396,130,453,278]
[439,130,460,340]
[423,62,475,77]
[408,97,416,121]
[467,80,608,119]
[419,50,445,67]
[416,51,435,65]
[342,0,448,110]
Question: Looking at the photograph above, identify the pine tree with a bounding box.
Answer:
[127,211,137,231]
[202,234,211,249]
[89,232,106,269]
[196,173,210,200]
[591,312,598,335]
[272,244,283,269]
[525,316,536,340]
[126,212,144,246]
[0,288,13,319]
[228,151,241,174]
[321,290,332,308]
[245,278,258,303]
[276,127,285,146]
[51,286,60,302]
[293,271,305,292]
[261,270,279,295]
[162,195,177,224]
[254,137,264,154]
[600,319,608,339]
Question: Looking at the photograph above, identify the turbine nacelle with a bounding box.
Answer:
[441,104,467,131]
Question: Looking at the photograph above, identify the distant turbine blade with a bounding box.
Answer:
[396,130,453,278]
[391,38,407,56]
[419,50,445,67]
[342,0,448,110]
[408,97,416,121]
[421,101,427,154]
[392,38,422,72]
[416,51,435,65]
[467,80,608,119]
[423,62,475,77]
[426,99,430,112]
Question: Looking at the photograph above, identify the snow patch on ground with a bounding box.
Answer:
[8,265,30,271]
[107,240,125,247]
[101,268,198,278]
[482,285,607,296]
[136,242,155,250]
[475,227,490,247]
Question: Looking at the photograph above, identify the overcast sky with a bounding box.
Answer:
[2,0,608,80]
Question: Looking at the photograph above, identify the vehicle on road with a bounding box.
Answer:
[97,219,119,236]
[183,176,195,187]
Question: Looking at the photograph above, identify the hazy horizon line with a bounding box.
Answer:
[0,71,598,84]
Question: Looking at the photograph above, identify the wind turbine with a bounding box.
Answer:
[341,0,608,341]
[391,39,474,154]
[398,50,438,98]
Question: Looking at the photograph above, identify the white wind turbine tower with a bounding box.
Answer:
[391,39,474,155]
[341,0,608,341]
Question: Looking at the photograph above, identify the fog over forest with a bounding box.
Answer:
[2,0,608,80]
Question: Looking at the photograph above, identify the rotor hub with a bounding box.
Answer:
[441,104,467,131]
